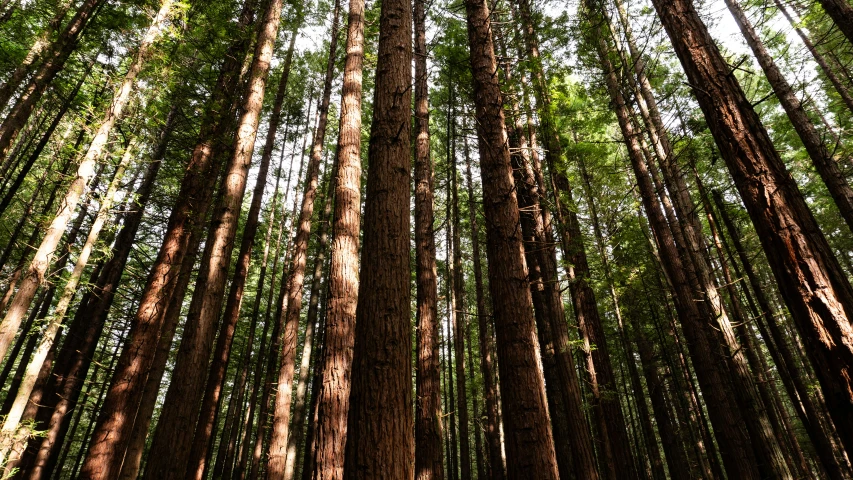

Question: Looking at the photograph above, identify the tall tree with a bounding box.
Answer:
[461,0,559,475]
[650,0,853,457]
[265,3,340,475]
[78,0,260,475]
[0,0,175,362]
[413,0,445,475]
[341,0,414,473]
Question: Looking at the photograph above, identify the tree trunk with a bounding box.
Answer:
[78,0,258,474]
[651,0,853,457]
[0,0,105,163]
[183,31,298,480]
[414,0,444,473]
[461,0,559,475]
[449,126,472,480]
[141,2,285,474]
[462,133,503,480]
[311,0,365,473]
[816,0,853,45]
[283,176,332,480]
[773,0,853,115]
[587,4,762,475]
[265,4,338,474]
[341,0,413,473]
[712,189,853,479]
[0,0,73,112]
[0,140,136,465]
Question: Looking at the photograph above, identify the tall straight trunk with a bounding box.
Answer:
[587,4,761,475]
[0,140,136,465]
[444,250,460,480]
[311,0,365,472]
[514,1,637,475]
[460,0,558,475]
[249,131,310,480]
[450,131,472,480]
[283,179,331,480]
[0,0,173,363]
[462,136,503,480]
[0,0,105,163]
[712,189,853,479]
[773,0,853,116]
[650,0,853,457]
[183,32,298,480]
[265,5,339,475]
[413,0,444,474]
[79,0,258,474]
[142,2,285,475]
[341,0,413,473]
[816,0,853,45]
[723,0,853,232]
[301,308,327,480]
[240,101,312,480]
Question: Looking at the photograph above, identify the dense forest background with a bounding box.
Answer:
[0,0,852,478]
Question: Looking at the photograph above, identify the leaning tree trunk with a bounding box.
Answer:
[341,0,413,474]
[78,0,259,475]
[0,0,105,163]
[816,0,853,45]
[587,3,761,475]
[182,30,298,480]
[461,0,559,476]
[723,0,853,233]
[650,0,853,457]
[0,0,173,363]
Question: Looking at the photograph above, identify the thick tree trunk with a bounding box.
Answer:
[461,0,559,476]
[413,0,444,474]
[816,0,853,45]
[713,190,853,479]
[311,0,365,473]
[651,0,853,457]
[341,0,413,473]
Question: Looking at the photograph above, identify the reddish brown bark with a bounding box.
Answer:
[311,0,365,474]
[265,4,339,475]
[413,0,444,474]
[651,0,853,458]
[341,0,413,473]
[78,0,258,475]
[461,0,558,475]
